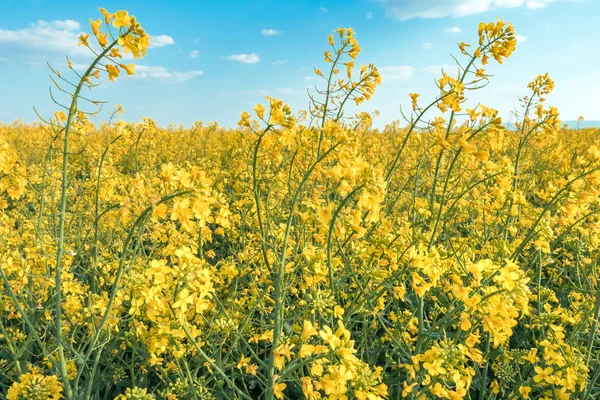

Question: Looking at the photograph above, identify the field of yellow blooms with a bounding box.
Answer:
[1,8,600,400]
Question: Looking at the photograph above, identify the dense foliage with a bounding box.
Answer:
[1,8,599,400]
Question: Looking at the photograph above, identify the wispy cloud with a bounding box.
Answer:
[189,49,199,58]
[443,26,462,33]
[261,28,282,36]
[378,0,563,20]
[423,42,433,49]
[58,61,89,71]
[0,20,174,59]
[366,11,374,19]
[0,57,10,62]
[222,53,260,64]
[303,75,321,84]
[516,35,527,42]
[219,87,298,97]
[423,64,459,74]
[135,65,203,83]
[249,88,297,96]
[50,20,81,30]
[526,0,556,9]
[320,6,328,12]
[273,59,288,65]
[149,34,175,48]
[256,88,296,96]
[0,20,87,55]
[379,65,415,82]
[54,61,203,84]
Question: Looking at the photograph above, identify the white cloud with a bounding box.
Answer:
[443,26,462,33]
[219,87,298,97]
[54,62,202,84]
[273,59,288,65]
[526,0,555,8]
[366,11,374,19]
[0,20,175,58]
[50,20,81,30]
[379,65,415,82]
[303,75,321,83]
[59,61,88,71]
[516,35,527,42]
[423,64,459,74]
[0,20,88,55]
[378,0,562,20]
[423,42,433,49]
[150,34,175,48]
[189,50,199,58]
[222,53,260,64]
[253,88,297,96]
[135,65,203,83]
[261,28,282,36]
[320,6,328,12]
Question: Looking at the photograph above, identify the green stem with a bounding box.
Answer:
[174,307,253,400]
[266,142,341,400]
[581,279,600,399]
[72,190,189,393]
[55,37,121,399]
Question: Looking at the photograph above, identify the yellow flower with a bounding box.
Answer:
[431,382,448,397]
[106,64,120,82]
[78,33,90,47]
[273,376,286,400]
[534,366,555,384]
[523,348,538,364]
[319,325,341,349]
[519,386,531,398]
[99,7,112,24]
[96,32,109,47]
[237,355,251,370]
[409,92,420,111]
[302,320,319,341]
[254,103,265,119]
[54,111,67,122]
[119,63,136,76]
[344,61,354,79]
[6,371,63,400]
[246,364,259,375]
[90,18,102,35]
[478,21,487,37]
[490,380,500,394]
[109,48,123,58]
[238,111,251,127]
[299,344,316,358]
[113,10,132,29]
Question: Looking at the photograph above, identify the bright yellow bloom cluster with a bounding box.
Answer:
[6,370,63,400]
[476,19,517,64]
[310,27,381,121]
[78,8,150,82]
[0,137,27,208]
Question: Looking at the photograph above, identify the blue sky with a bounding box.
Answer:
[1,0,599,129]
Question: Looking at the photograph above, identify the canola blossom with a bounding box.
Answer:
[1,8,600,400]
